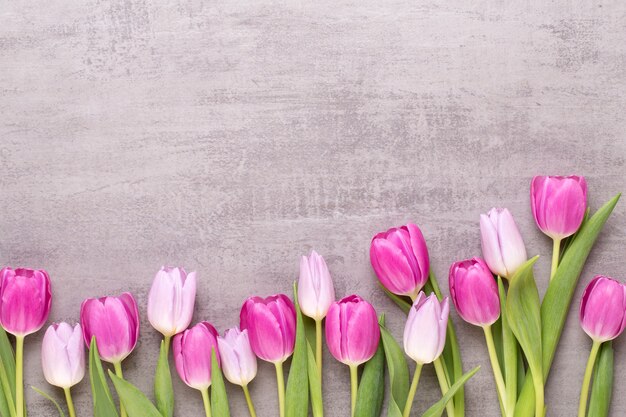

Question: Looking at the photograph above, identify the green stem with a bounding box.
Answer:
[402,363,423,417]
[201,388,212,417]
[242,384,257,417]
[349,365,358,417]
[315,318,323,381]
[484,326,509,416]
[164,335,171,356]
[64,388,76,417]
[15,336,24,417]
[113,362,127,417]
[275,361,285,417]
[550,238,561,281]
[578,341,601,417]
[531,369,544,417]
[433,357,455,417]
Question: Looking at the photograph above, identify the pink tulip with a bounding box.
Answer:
[579,276,626,342]
[298,250,335,321]
[449,258,500,327]
[173,322,220,390]
[370,223,430,298]
[480,208,527,279]
[240,294,296,363]
[147,266,197,338]
[0,267,52,336]
[403,292,449,364]
[325,295,380,366]
[217,327,257,387]
[41,323,85,388]
[80,293,139,363]
[531,175,587,240]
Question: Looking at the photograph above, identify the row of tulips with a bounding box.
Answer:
[0,175,620,417]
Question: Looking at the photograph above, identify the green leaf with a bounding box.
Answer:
[0,327,16,417]
[355,315,386,417]
[421,366,480,417]
[89,339,119,417]
[30,386,65,417]
[210,348,230,416]
[379,284,412,314]
[286,283,309,417]
[514,194,620,417]
[108,371,162,417]
[380,324,409,417]
[306,343,323,417]
[154,339,174,417]
[499,277,518,412]
[587,342,614,417]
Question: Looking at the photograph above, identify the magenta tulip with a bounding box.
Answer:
[173,322,220,391]
[298,250,335,321]
[41,323,85,388]
[531,175,587,240]
[147,266,197,338]
[370,223,430,298]
[449,258,500,327]
[480,208,527,279]
[217,327,257,387]
[80,293,139,364]
[240,294,296,363]
[404,292,449,365]
[579,276,626,342]
[325,295,380,366]
[0,267,52,337]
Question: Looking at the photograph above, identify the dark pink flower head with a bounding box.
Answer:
[449,258,500,327]
[370,223,430,298]
[173,322,220,391]
[579,276,626,343]
[240,294,296,363]
[80,292,139,363]
[325,295,380,366]
[531,175,587,240]
[0,267,52,337]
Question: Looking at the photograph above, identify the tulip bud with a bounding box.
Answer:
[370,224,430,298]
[173,322,220,390]
[325,295,380,366]
[41,323,85,388]
[530,175,587,240]
[480,208,527,279]
[0,267,52,337]
[80,293,140,363]
[449,258,500,327]
[217,327,257,387]
[403,292,449,364]
[298,251,335,321]
[240,294,296,363]
[579,276,626,342]
[147,266,197,338]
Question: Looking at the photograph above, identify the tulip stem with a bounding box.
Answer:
[15,336,24,417]
[349,365,358,417]
[64,388,76,417]
[113,362,128,417]
[402,363,423,417]
[275,361,285,417]
[164,335,171,356]
[433,358,455,417]
[578,341,601,417]
[201,388,212,417]
[242,384,257,417]
[550,238,561,281]
[315,318,323,380]
[483,326,509,417]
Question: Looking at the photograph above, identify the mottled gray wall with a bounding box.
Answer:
[1,0,625,416]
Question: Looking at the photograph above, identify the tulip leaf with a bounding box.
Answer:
[88,338,119,417]
[587,341,614,417]
[499,277,518,412]
[379,284,411,314]
[514,194,620,417]
[0,327,16,417]
[306,343,323,417]
[286,283,309,417]
[30,386,65,417]
[354,315,386,417]
[421,366,480,417]
[210,348,230,417]
[154,339,174,417]
[380,323,409,417]
[108,371,162,417]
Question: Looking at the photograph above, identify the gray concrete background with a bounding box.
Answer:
[1,1,625,416]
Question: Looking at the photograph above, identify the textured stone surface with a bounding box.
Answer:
[1,0,625,415]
